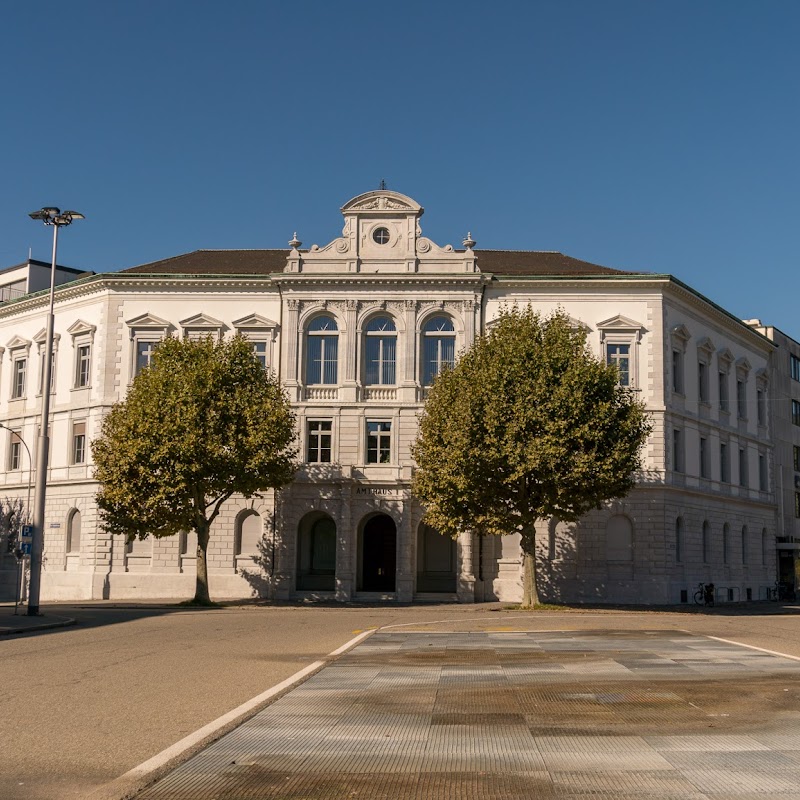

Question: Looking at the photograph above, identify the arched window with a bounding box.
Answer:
[741,525,748,564]
[306,315,338,385]
[675,517,684,563]
[67,509,81,554]
[702,521,710,563]
[722,523,730,564]
[422,316,455,386]
[606,515,633,561]
[236,511,261,556]
[364,316,396,385]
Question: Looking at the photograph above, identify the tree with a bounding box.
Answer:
[412,307,651,607]
[92,335,297,604]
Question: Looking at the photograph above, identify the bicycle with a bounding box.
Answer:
[693,582,715,607]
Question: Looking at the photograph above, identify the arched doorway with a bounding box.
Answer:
[297,513,336,591]
[359,514,397,592]
[416,524,456,592]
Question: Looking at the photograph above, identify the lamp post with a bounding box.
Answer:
[27,207,84,616]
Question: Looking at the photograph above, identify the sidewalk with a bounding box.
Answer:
[0,602,76,635]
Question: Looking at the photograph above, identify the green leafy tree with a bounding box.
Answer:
[412,307,651,607]
[92,335,297,604]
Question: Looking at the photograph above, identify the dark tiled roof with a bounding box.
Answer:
[120,250,288,275]
[119,248,639,277]
[476,250,636,276]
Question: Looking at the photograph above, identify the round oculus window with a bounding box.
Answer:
[372,227,391,245]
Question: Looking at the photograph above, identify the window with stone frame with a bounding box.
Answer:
[11,356,27,399]
[8,430,23,471]
[421,315,455,386]
[794,445,800,472]
[735,358,751,420]
[792,400,800,427]
[67,320,97,390]
[306,420,332,463]
[791,353,800,382]
[597,315,644,390]
[364,316,397,386]
[72,421,87,465]
[670,324,690,396]
[717,348,733,414]
[758,453,767,491]
[720,441,729,483]
[126,313,172,380]
[739,447,748,488]
[305,315,339,385]
[696,338,714,406]
[233,314,279,371]
[702,520,711,563]
[672,428,684,473]
[33,329,59,396]
[699,436,710,479]
[366,421,392,464]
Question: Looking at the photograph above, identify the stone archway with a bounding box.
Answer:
[359,514,397,592]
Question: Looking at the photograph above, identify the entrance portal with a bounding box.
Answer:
[360,514,397,592]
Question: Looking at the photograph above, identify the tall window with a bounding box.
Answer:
[306,315,338,385]
[759,454,767,491]
[72,422,86,465]
[718,371,729,412]
[606,344,630,386]
[720,442,729,483]
[741,525,748,563]
[698,361,709,404]
[135,340,159,375]
[792,400,800,427]
[672,349,684,394]
[794,445,800,472]
[75,344,91,388]
[8,431,22,470]
[12,357,27,399]
[364,316,396,385]
[791,354,800,382]
[737,379,746,419]
[673,429,684,473]
[699,437,709,479]
[722,523,729,564]
[757,389,766,426]
[307,420,332,463]
[366,421,391,464]
[252,341,268,369]
[675,517,684,563]
[38,351,56,394]
[761,528,768,565]
[795,493,800,519]
[702,521,710,563]
[422,316,455,386]
[739,447,748,487]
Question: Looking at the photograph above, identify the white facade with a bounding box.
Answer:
[0,190,783,604]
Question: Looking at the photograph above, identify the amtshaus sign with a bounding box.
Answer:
[355,486,399,496]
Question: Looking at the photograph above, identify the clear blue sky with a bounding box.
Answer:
[2,1,798,335]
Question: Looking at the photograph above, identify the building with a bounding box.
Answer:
[0,189,784,604]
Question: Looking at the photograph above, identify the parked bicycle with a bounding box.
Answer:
[693,582,715,607]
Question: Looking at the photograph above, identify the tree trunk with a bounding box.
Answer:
[520,525,540,608]
[193,521,212,605]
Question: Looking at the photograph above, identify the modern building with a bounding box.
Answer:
[0,189,785,604]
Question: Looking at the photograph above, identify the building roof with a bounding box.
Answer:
[120,248,640,277]
[0,258,89,278]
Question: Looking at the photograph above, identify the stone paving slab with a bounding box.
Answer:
[137,630,800,799]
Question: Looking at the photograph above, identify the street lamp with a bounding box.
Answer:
[27,207,84,616]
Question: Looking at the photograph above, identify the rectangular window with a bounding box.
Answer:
[672,350,683,394]
[698,361,709,404]
[306,336,338,385]
[75,344,91,388]
[718,371,729,412]
[720,442,729,483]
[791,354,800,382]
[699,437,709,478]
[8,431,22,471]
[606,344,630,386]
[794,445,800,472]
[759,454,767,491]
[12,357,26,399]
[672,429,684,473]
[38,351,56,394]
[135,340,158,376]
[365,336,397,385]
[757,389,766,426]
[737,380,746,419]
[72,422,86,465]
[366,421,392,464]
[739,447,748,488]
[306,420,332,463]
[252,341,268,369]
[792,399,800,427]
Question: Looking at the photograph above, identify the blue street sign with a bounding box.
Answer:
[21,525,32,540]
[19,542,31,556]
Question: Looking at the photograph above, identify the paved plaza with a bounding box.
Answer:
[137,629,800,799]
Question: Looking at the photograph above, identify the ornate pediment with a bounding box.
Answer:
[33,328,62,345]
[717,347,734,368]
[670,323,691,345]
[6,335,31,351]
[66,319,97,337]
[696,336,715,355]
[126,312,173,331]
[596,314,644,332]
[179,313,224,330]
[736,356,752,375]
[232,313,278,330]
[341,190,421,213]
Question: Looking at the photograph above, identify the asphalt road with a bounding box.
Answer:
[1,601,798,800]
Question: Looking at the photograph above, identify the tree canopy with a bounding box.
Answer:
[412,307,651,606]
[92,335,297,604]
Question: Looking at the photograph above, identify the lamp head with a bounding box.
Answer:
[28,207,84,226]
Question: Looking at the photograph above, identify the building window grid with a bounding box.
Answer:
[72,422,87,465]
[306,420,332,463]
[12,357,27,399]
[364,316,397,386]
[8,431,22,471]
[422,316,455,386]
[306,316,339,385]
[366,421,392,464]
[252,341,269,369]
[135,339,160,376]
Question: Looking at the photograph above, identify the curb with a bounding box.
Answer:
[0,615,77,636]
